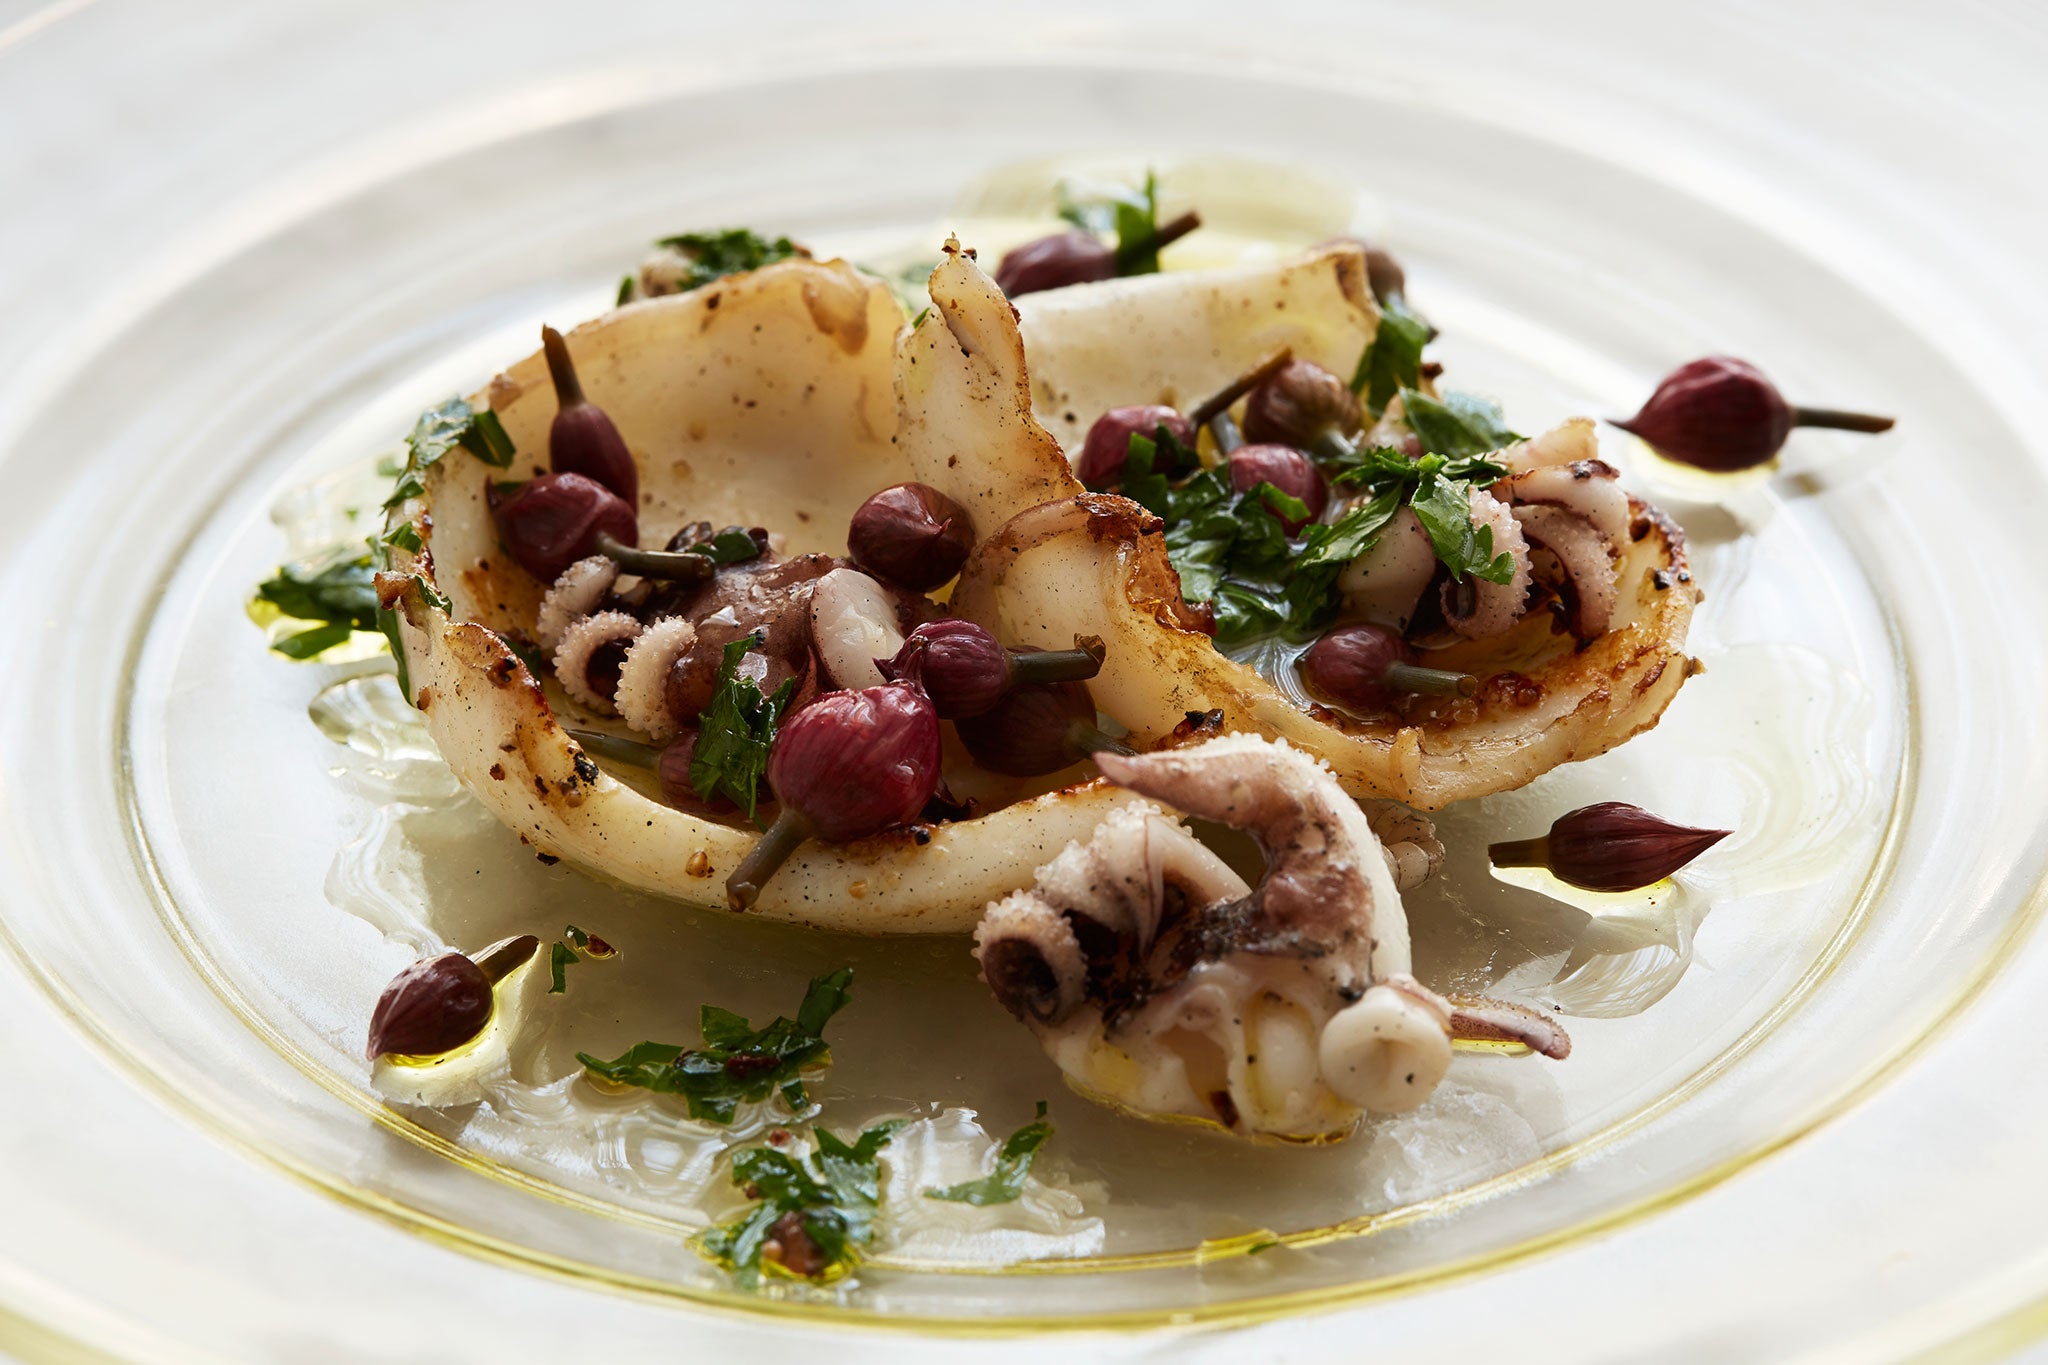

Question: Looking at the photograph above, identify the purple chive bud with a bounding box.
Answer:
[846,482,975,592]
[541,325,638,506]
[993,209,1202,298]
[1489,801,1733,893]
[366,935,539,1060]
[1241,358,1363,450]
[994,231,1118,297]
[953,680,1130,777]
[1076,405,1198,489]
[1614,356,1895,472]
[1300,623,1475,714]
[1227,444,1329,533]
[491,472,639,583]
[726,681,942,909]
[883,619,1106,720]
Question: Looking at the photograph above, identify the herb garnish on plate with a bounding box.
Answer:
[923,1102,1054,1206]
[690,632,800,821]
[575,967,853,1122]
[697,1119,906,1284]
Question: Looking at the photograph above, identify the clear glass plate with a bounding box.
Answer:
[6,3,2048,1359]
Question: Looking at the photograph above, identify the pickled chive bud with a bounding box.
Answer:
[1242,358,1363,452]
[1077,406,1196,490]
[1489,801,1732,893]
[1300,623,1475,714]
[953,680,1131,777]
[846,482,975,592]
[725,682,942,910]
[884,620,1106,720]
[1226,444,1328,534]
[366,935,539,1060]
[491,472,639,583]
[541,325,639,506]
[1613,356,1895,472]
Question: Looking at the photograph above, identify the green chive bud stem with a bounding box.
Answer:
[1011,635,1107,686]
[1790,407,1898,435]
[1189,348,1296,429]
[471,934,542,985]
[1487,835,1548,871]
[1309,430,1357,466]
[1208,412,1245,455]
[1068,723,1137,760]
[593,531,716,582]
[566,729,661,767]
[1383,662,1477,698]
[541,325,586,407]
[726,808,814,912]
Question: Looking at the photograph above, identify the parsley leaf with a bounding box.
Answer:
[696,1118,907,1285]
[924,1102,1053,1206]
[689,632,798,819]
[1281,486,1407,630]
[1056,172,1168,275]
[575,967,854,1124]
[689,526,766,566]
[254,551,379,659]
[1400,388,1520,459]
[1409,461,1515,584]
[381,397,515,511]
[547,925,614,994]
[652,229,804,292]
[548,941,579,994]
[1114,423,1202,511]
[1351,296,1430,416]
[1159,466,1308,644]
[404,396,516,472]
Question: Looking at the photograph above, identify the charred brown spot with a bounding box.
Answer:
[1209,1088,1241,1129]
[488,763,507,780]
[1478,671,1544,709]
[1161,709,1227,749]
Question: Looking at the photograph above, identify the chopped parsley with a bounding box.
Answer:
[575,967,853,1123]
[382,396,516,511]
[1057,171,1171,275]
[253,551,380,659]
[697,1119,907,1285]
[690,632,798,820]
[687,526,766,566]
[1351,296,1430,417]
[1141,405,1518,640]
[548,941,579,994]
[1399,388,1520,459]
[547,925,617,994]
[923,1102,1053,1206]
[650,229,805,293]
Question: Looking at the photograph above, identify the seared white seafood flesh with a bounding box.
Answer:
[974,733,1455,1139]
